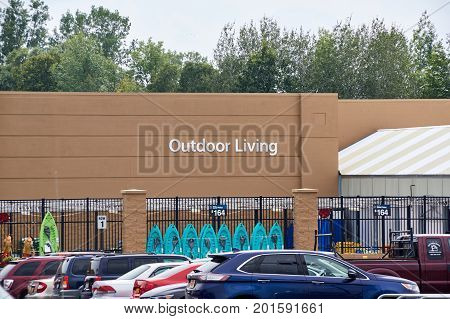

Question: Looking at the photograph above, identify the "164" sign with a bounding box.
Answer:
[209,204,227,217]
[374,204,391,217]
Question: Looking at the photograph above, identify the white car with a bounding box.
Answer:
[0,286,12,299]
[26,276,55,299]
[92,262,186,299]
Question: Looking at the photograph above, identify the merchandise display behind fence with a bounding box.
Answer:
[317,196,450,253]
[146,196,295,253]
[0,198,123,256]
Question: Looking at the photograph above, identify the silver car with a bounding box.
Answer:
[92,262,186,299]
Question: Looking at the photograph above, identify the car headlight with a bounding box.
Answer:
[401,282,420,293]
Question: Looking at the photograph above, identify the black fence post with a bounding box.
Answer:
[259,196,263,223]
[283,208,288,248]
[60,210,65,252]
[254,198,259,227]
[381,196,386,254]
[330,208,335,252]
[8,201,13,250]
[422,196,427,234]
[41,198,46,220]
[94,209,98,251]
[100,227,104,251]
[446,206,450,234]
[215,196,221,231]
[86,198,90,251]
[175,196,179,230]
[340,196,344,255]
[406,203,412,231]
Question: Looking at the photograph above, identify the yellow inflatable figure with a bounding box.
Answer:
[22,236,34,258]
[2,235,12,257]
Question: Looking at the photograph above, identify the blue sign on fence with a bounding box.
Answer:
[209,204,227,217]
[374,204,391,217]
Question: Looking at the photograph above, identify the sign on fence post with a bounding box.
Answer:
[97,215,107,229]
[209,204,227,217]
[374,204,391,217]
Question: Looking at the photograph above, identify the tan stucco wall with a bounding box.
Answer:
[0,92,339,199]
[338,99,450,150]
[2,93,447,199]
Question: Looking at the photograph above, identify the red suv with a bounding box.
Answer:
[2,256,64,298]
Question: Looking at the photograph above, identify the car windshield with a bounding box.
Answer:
[195,261,221,273]
[0,264,16,280]
[117,264,151,280]
[87,259,101,275]
[57,259,71,275]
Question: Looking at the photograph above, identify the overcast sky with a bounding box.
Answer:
[29,0,450,58]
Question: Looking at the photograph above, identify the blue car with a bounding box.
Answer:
[186,250,420,299]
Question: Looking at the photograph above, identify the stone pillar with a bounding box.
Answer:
[121,189,147,253]
[292,188,318,250]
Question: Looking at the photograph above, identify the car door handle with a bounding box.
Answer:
[311,280,324,284]
[257,279,271,283]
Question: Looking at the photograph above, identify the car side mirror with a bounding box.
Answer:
[348,269,357,280]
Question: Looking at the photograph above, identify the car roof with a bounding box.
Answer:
[414,234,450,237]
[22,256,66,261]
[93,254,191,260]
[210,250,336,258]
[46,251,110,256]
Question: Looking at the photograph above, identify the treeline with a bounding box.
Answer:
[0,0,448,98]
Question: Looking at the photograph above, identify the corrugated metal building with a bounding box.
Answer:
[339,125,450,196]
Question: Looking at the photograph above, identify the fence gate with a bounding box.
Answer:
[318,196,450,254]
[0,198,123,256]
[146,196,294,253]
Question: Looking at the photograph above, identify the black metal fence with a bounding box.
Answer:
[147,196,294,249]
[317,196,450,254]
[0,198,123,256]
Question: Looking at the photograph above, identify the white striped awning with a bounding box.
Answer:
[339,125,450,175]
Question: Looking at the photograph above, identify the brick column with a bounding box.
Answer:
[292,188,318,250]
[121,189,147,253]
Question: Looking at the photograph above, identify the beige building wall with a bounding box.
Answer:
[0,92,339,199]
[2,93,448,199]
[338,99,450,150]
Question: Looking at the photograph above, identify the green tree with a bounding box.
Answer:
[214,23,242,92]
[238,40,278,92]
[309,30,339,94]
[0,47,29,89]
[0,0,29,61]
[361,19,414,98]
[52,33,120,92]
[116,74,143,92]
[214,17,314,93]
[277,28,314,93]
[56,6,130,62]
[16,49,59,91]
[420,44,449,98]
[411,12,450,98]
[178,53,217,92]
[27,0,49,48]
[129,39,182,92]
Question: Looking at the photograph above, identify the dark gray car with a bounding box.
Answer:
[140,283,188,299]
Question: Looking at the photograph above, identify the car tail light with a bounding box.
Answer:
[36,282,47,294]
[132,280,155,299]
[198,274,230,282]
[3,279,14,290]
[62,276,70,290]
[94,285,116,294]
